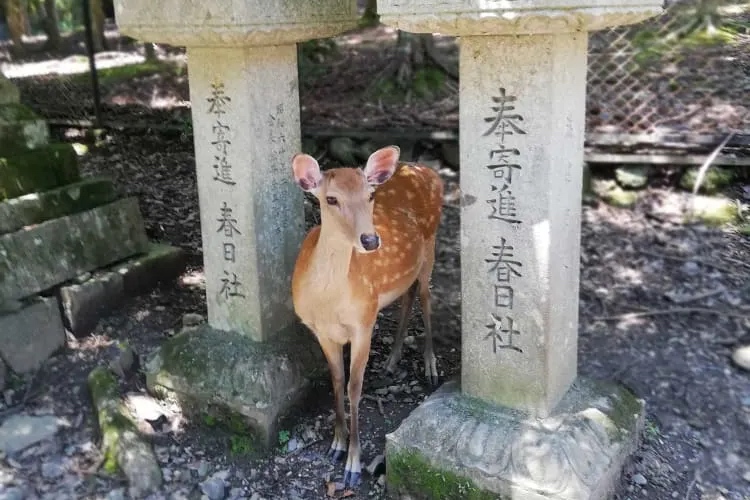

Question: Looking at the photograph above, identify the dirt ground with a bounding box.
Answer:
[1,20,750,500]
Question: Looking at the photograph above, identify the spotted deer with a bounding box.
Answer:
[290,145,443,487]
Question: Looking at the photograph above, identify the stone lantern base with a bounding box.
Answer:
[385,379,645,500]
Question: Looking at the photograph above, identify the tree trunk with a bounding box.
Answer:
[4,0,27,57]
[371,31,457,99]
[41,0,60,50]
[89,0,106,52]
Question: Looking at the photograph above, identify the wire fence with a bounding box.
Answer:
[3,0,750,145]
[586,0,750,139]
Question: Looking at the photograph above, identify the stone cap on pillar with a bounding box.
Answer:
[378,0,663,35]
[113,0,360,47]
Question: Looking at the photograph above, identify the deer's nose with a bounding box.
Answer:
[360,233,380,251]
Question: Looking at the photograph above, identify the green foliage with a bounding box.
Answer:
[277,429,291,449]
[229,435,255,456]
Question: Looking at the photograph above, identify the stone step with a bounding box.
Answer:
[0,103,49,151]
[0,296,65,374]
[0,74,20,105]
[60,243,187,337]
[0,143,79,201]
[0,197,150,302]
[0,177,118,235]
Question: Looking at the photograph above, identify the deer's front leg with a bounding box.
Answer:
[317,336,347,462]
[344,328,372,488]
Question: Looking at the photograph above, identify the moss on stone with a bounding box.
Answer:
[0,143,80,201]
[606,385,644,443]
[679,167,735,194]
[0,177,116,234]
[615,165,651,189]
[0,103,48,151]
[88,366,135,475]
[387,449,502,500]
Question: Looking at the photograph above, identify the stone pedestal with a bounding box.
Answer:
[378,1,661,498]
[113,0,359,444]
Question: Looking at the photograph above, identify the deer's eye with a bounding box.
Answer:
[326,196,339,206]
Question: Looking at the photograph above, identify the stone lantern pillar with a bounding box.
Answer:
[378,1,662,498]
[111,1,359,446]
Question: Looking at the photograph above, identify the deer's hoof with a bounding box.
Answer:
[344,470,362,488]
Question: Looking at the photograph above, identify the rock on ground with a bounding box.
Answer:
[0,414,65,455]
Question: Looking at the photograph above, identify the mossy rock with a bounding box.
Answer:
[0,103,49,151]
[145,324,326,449]
[0,143,80,201]
[0,177,117,234]
[88,366,163,497]
[685,195,740,226]
[679,167,735,194]
[615,165,651,189]
[593,180,638,208]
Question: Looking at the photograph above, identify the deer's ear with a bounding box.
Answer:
[292,153,323,193]
[364,146,400,186]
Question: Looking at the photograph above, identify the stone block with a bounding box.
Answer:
[0,143,80,201]
[145,324,326,447]
[116,243,187,296]
[0,103,49,151]
[59,272,124,338]
[60,244,186,337]
[0,177,117,235]
[385,379,645,500]
[0,197,149,302]
[0,296,66,374]
[0,73,20,105]
[114,0,360,47]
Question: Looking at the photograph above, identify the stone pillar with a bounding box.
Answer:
[379,2,662,499]
[112,0,359,446]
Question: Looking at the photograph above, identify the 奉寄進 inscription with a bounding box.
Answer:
[207,83,236,186]
[481,88,527,355]
[207,81,243,303]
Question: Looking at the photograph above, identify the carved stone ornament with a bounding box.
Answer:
[378,0,664,36]
[386,379,645,499]
[113,0,360,47]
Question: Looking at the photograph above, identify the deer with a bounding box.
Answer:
[290,145,443,488]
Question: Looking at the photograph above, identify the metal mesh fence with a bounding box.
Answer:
[4,1,750,141]
[586,0,750,138]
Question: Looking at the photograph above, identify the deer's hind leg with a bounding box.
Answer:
[384,280,418,374]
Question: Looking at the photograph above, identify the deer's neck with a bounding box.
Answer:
[308,221,355,293]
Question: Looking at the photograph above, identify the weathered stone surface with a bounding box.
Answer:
[0,177,117,235]
[386,379,645,500]
[59,244,186,337]
[60,272,124,338]
[114,0,360,47]
[458,34,585,417]
[116,243,186,296]
[145,324,326,447]
[732,345,750,372]
[88,367,163,498]
[615,165,651,189]
[0,296,65,374]
[378,0,663,35]
[187,46,304,342]
[0,73,20,105]
[0,197,149,302]
[0,143,79,201]
[0,103,49,151]
[0,414,66,455]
